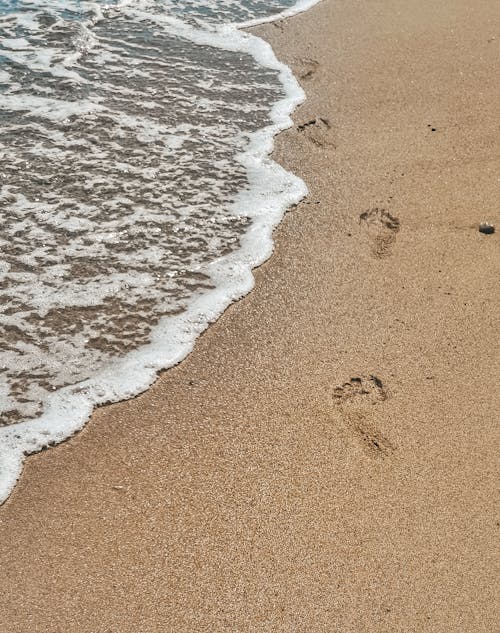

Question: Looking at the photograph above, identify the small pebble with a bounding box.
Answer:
[479,222,495,235]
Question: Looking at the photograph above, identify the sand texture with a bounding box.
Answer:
[1,0,499,631]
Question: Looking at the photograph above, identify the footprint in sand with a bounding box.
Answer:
[295,57,319,81]
[359,207,400,258]
[297,117,335,148]
[333,375,395,458]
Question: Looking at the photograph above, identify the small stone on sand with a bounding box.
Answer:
[479,222,495,234]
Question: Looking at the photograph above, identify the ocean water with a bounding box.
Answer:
[0,0,319,501]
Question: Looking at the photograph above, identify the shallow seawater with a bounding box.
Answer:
[0,0,318,499]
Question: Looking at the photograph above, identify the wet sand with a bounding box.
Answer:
[1,0,499,631]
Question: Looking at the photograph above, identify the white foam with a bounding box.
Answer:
[0,0,322,503]
[1,94,104,122]
[237,0,324,28]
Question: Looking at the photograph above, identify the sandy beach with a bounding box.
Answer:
[1,0,499,631]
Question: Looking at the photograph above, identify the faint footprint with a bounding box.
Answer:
[359,208,400,258]
[333,375,395,458]
[297,117,335,148]
[295,57,319,81]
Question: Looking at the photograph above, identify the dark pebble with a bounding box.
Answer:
[479,223,495,234]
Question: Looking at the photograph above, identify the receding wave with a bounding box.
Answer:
[0,0,320,501]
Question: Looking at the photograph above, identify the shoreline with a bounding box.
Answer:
[0,2,311,505]
[1,0,499,631]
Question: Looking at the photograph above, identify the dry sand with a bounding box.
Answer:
[1,0,499,631]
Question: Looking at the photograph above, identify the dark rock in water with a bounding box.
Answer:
[479,222,495,234]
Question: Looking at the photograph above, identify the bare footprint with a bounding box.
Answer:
[297,117,335,148]
[359,208,400,258]
[333,375,395,458]
[295,57,319,81]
